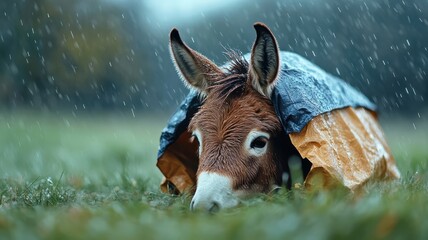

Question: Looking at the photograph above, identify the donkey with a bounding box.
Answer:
[169,23,304,211]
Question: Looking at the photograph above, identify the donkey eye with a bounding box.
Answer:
[250,136,268,149]
[191,129,203,156]
[245,130,270,156]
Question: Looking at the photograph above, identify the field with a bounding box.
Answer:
[0,111,427,240]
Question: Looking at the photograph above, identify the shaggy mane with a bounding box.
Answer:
[207,50,249,101]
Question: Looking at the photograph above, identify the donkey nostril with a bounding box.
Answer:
[209,202,220,213]
[190,199,219,212]
[190,200,195,211]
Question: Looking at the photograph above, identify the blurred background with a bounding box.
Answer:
[1,2,428,238]
[1,0,427,115]
[0,0,427,182]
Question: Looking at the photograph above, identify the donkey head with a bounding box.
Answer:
[170,23,290,211]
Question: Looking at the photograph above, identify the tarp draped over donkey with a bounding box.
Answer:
[157,51,400,194]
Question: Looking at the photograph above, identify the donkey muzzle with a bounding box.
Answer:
[190,172,239,212]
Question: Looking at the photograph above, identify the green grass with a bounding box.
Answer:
[0,112,427,240]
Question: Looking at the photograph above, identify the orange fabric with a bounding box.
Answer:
[289,107,400,191]
[157,107,401,194]
[157,131,198,194]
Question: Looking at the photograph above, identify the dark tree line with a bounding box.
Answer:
[1,0,427,115]
[0,0,155,111]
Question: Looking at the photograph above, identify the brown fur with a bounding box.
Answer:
[188,52,291,192]
[171,23,303,194]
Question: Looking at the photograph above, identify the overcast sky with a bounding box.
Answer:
[109,0,244,28]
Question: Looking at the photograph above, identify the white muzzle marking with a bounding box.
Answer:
[190,172,239,211]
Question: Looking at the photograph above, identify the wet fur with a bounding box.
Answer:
[171,23,305,194]
[189,52,295,192]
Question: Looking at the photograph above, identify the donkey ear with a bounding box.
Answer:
[249,23,280,97]
[170,29,223,93]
